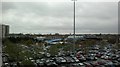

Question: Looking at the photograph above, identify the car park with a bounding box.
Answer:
[2,40,120,67]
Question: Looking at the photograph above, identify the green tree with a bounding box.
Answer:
[3,39,21,61]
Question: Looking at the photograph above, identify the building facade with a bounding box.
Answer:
[0,24,9,38]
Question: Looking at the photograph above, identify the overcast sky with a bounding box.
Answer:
[1,2,118,34]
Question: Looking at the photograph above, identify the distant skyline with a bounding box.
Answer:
[1,2,118,34]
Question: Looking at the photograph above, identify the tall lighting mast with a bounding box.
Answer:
[72,0,77,54]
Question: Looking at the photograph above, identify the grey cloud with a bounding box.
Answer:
[2,2,16,13]
[2,2,118,34]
